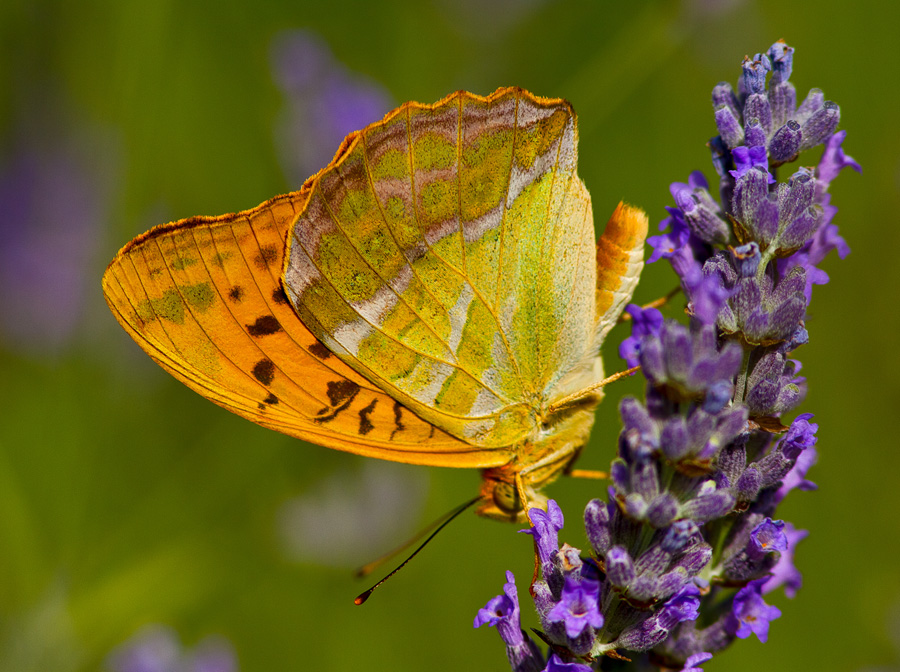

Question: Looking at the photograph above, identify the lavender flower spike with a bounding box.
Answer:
[476,40,856,671]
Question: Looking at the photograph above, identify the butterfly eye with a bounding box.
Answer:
[491,481,523,515]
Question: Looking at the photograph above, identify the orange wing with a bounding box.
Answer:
[102,189,511,468]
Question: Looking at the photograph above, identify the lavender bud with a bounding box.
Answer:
[736,467,763,502]
[677,188,731,244]
[780,206,821,251]
[712,341,743,382]
[799,101,840,151]
[585,499,611,556]
[732,167,771,236]
[745,352,804,417]
[606,546,636,588]
[767,40,794,85]
[715,105,745,149]
[782,170,816,219]
[625,492,649,519]
[678,542,713,575]
[794,88,824,124]
[662,520,698,554]
[703,380,732,414]
[683,489,735,522]
[732,242,761,278]
[768,120,801,164]
[769,80,797,129]
[639,335,666,383]
[656,570,690,601]
[743,112,769,147]
[661,417,690,461]
[740,55,771,97]
[663,325,693,381]
[647,493,679,528]
[712,82,741,119]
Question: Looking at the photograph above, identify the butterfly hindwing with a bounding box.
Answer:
[102,192,509,468]
[284,88,597,448]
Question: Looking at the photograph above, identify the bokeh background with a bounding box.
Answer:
[1,1,897,670]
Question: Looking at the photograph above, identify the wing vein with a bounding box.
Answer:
[290,224,513,409]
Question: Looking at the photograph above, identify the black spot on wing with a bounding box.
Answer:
[390,401,406,440]
[272,286,289,305]
[314,380,360,423]
[254,244,279,270]
[252,358,275,385]
[308,340,332,360]
[326,380,360,407]
[264,393,278,405]
[228,286,244,302]
[358,399,377,435]
[247,315,282,337]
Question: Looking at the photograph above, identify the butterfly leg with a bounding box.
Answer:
[515,471,544,596]
[515,472,534,520]
[565,469,608,479]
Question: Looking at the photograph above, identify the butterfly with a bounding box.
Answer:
[102,87,647,523]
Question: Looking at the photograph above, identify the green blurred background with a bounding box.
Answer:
[1,1,897,670]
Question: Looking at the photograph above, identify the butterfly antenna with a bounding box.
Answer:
[548,365,641,413]
[354,495,482,605]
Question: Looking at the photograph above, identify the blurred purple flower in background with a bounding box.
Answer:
[277,461,428,567]
[0,118,117,356]
[105,625,237,672]
[271,30,392,188]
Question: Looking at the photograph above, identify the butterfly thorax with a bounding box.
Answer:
[476,390,602,522]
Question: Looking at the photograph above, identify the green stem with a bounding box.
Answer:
[734,345,752,405]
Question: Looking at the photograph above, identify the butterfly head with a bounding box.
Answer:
[476,473,547,524]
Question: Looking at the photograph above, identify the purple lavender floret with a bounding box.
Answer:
[680,652,713,672]
[764,522,809,597]
[475,571,545,672]
[547,575,604,639]
[619,305,665,368]
[542,654,593,672]
[726,578,782,642]
[476,40,854,670]
[721,516,788,582]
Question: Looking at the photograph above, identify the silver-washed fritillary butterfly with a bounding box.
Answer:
[102,87,647,522]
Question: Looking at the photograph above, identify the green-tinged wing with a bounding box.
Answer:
[283,87,597,447]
